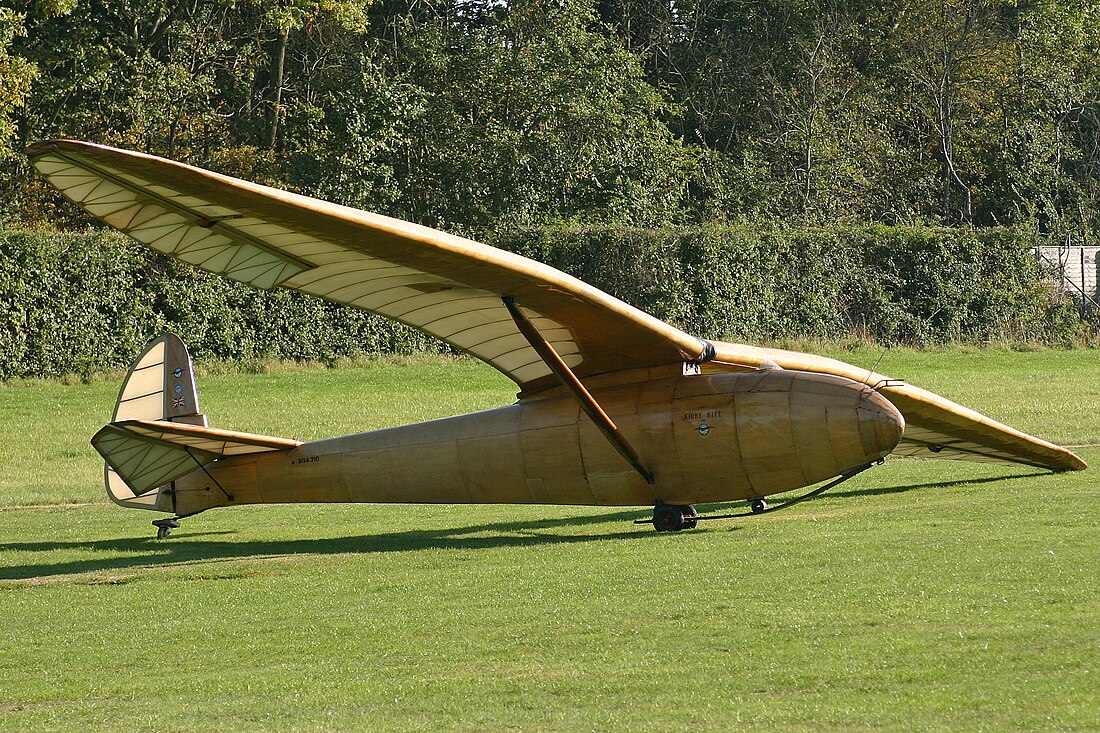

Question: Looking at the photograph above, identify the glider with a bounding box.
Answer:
[28,140,1086,538]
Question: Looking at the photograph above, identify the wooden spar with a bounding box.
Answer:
[503,296,655,485]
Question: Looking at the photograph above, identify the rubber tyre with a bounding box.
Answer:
[682,505,699,529]
[653,505,686,532]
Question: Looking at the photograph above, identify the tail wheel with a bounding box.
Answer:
[152,518,180,540]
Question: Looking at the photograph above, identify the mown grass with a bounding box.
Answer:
[0,349,1097,732]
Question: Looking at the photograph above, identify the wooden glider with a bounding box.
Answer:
[28,140,1086,537]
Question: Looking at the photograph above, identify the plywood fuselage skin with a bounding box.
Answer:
[169,369,903,516]
[35,142,1086,522]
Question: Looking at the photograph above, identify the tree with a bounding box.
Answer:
[895,0,1013,224]
[0,7,36,158]
[999,0,1100,236]
[353,0,699,231]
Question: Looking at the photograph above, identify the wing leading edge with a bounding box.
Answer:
[707,341,1087,473]
[26,140,708,394]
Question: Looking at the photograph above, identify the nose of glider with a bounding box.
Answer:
[858,388,905,459]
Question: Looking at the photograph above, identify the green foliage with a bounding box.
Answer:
[0,223,1087,380]
[494,224,1087,346]
[0,6,38,157]
[291,0,697,231]
[0,228,439,381]
[5,0,1100,234]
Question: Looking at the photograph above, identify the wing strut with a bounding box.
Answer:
[503,297,655,485]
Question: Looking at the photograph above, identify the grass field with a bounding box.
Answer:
[1,348,1097,732]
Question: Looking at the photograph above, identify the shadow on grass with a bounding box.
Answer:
[0,508,682,581]
[6,471,1035,582]
[829,471,1046,499]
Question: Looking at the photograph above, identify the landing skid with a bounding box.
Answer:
[639,461,876,531]
[150,509,206,539]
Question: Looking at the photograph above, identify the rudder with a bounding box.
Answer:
[101,333,207,512]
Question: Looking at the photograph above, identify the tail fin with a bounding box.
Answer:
[98,334,203,511]
[113,333,206,427]
[95,334,300,513]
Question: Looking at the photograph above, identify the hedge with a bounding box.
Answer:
[493,224,1084,346]
[0,224,1086,380]
[0,228,437,381]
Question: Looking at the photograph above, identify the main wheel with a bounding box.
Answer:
[156,526,172,540]
[653,504,686,532]
[751,498,768,514]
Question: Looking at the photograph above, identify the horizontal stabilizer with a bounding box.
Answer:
[92,420,301,497]
[110,419,303,455]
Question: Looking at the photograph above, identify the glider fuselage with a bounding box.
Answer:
[29,141,1085,536]
[169,368,903,516]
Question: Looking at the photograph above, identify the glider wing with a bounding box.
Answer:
[708,341,1086,472]
[27,140,708,394]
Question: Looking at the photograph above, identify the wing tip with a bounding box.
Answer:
[26,139,83,159]
[27,139,125,161]
[1019,441,1087,472]
[1060,452,1088,472]
[26,140,58,159]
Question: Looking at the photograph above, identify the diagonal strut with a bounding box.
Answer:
[503,296,654,485]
